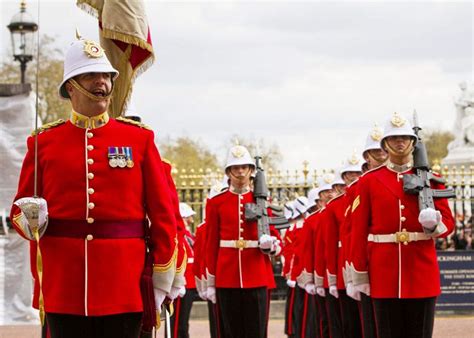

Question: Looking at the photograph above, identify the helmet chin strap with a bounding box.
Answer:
[68,78,113,102]
[383,139,414,157]
[366,151,388,167]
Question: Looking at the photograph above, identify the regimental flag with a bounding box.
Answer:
[77,0,155,117]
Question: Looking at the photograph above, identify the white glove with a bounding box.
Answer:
[305,283,316,295]
[198,289,207,300]
[418,208,441,230]
[346,282,361,301]
[167,286,181,300]
[178,286,186,298]
[14,197,48,240]
[329,285,339,298]
[270,239,282,256]
[316,287,326,297]
[259,234,274,252]
[207,286,217,304]
[354,283,370,296]
[153,288,167,310]
[286,280,296,288]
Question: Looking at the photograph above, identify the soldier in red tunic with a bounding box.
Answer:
[205,145,280,338]
[351,112,455,338]
[344,124,387,338]
[11,37,178,338]
[171,203,198,338]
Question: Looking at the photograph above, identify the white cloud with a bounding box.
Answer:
[1,0,472,170]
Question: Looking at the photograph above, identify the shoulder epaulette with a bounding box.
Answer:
[116,116,152,130]
[209,188,229,200]
[32,119,66,136]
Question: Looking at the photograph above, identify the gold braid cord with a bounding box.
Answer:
[33,227,45,325]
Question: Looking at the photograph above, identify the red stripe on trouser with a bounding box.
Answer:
[288,288,295,334]
[301,292,308,338]
[173,297,181,338]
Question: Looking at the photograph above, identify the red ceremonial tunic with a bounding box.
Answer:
[351,165,454,298]
[324,194,347,290]
[183,230,196,289]
[282,224,297,279]
[192,222,206,283]
[11,115,177,316]
[341,180,359,273]
[314,208,329,288]
[205,189,275,289]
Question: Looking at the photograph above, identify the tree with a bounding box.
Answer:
[421,129,454,167]
[227,135,283,171]
[0,35,70,123]
[159,136,220,174]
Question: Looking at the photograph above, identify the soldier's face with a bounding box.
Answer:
[366,149,388,167]
[319,189,335,202]
[67,72,112,115]
[229,165,252,186]
[386,135,413,154]
[342,171,361,185]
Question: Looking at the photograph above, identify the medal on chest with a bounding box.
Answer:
[108,146,134,168]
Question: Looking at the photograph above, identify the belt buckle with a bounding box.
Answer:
[395,229,410,245]
[235,239,247,249]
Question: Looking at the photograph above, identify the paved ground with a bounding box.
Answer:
[0,316,472,338]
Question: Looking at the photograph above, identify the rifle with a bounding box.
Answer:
[244,156,290,246]
[403,111,455,210]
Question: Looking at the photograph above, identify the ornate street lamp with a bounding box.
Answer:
[7,0,38,84]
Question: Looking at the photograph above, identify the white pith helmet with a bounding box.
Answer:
[332,171,346,187]
[306,187,320,209]
[294,196,309,215]
[363,124,384,157]
[179,203,196,218]
[380,112,417,149]
[341,151,363,175]
[318,173,335,195]
[284,201,296,220]
[58,34,119,99]
[225,145,255,171]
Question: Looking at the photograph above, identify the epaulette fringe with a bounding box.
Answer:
[116,116,151,130]
[31,119,66,136]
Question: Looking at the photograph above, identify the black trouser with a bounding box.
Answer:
[284,287,297,336]
[372,297,436,338]
[170,289,198,338]
[325,290,343,338]
[46,312,142,338]
[216,287,268,338]
[359,293,377,338]
[339,290,362,338]
[315,294,329,338]
[293,287,317,338]
[208,300,219,338]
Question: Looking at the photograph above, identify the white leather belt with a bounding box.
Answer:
[368,230,431,245]
[220,239,259,249]
[187,257,194,263]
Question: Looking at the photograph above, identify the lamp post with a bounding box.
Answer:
[7,0,38,84]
